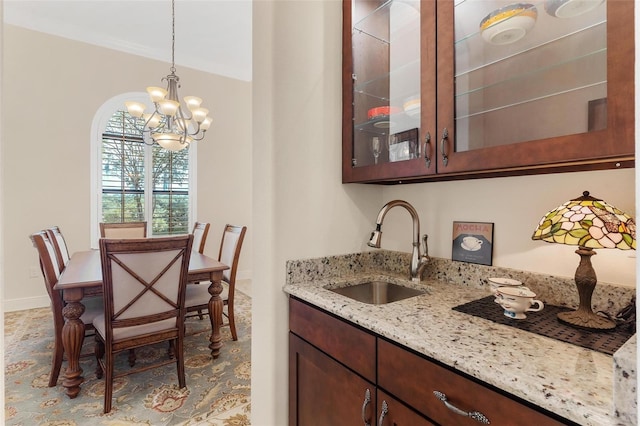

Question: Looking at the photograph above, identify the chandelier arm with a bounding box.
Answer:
[146,108,165,131]
[174,107,192,147]
[122,114,163,147]
[188,132,207,142]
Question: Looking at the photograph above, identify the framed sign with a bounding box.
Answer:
[452,221,494,266]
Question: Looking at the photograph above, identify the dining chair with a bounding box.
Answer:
[93,234,193,413]
[192,221,210,254]
[30,230,103,387]
[188,221,211,321]
[184,224,247,341]
[45,226,70,273]
[99,221,147,238]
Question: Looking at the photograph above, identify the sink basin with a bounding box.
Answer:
[328,281,425,305]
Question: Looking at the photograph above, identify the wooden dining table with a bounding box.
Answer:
[54,249,229,399]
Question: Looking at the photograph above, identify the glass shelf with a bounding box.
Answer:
[452,0,608,152]
[351,0,421,169]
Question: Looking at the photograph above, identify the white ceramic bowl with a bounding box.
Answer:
[544,0,604,18]
[403,96,420,118]
[487,277,526,295]
[480,3,538,45]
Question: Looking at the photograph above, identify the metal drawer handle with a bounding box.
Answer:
[362,388,372,426]
[433,390,490,424]
[378,400,388,426]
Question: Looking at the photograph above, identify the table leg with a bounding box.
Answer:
[60,288,85,398]
[207,276,224,358]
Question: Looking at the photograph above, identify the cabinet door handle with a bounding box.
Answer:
[377,400,388,426]
[440,128,449,167]
[424,132,431,168]
[433,390,490,424]
[362,388,372,426]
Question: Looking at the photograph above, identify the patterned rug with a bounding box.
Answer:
[4,291,251,425]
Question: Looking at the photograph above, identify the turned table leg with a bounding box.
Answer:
[207,274,224,358]
[60,288,86,398]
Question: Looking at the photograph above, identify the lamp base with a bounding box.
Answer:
[558,246,616,331]
[557,310,616,330]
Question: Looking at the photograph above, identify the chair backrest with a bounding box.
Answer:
[100,222,147,239]
[192,222,210,254]
[99,235,193,342]
[29,231,64,321]
[218,224,247,284]
[46,226,70,273]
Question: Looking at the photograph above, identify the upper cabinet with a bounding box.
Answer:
[342,0,634,184]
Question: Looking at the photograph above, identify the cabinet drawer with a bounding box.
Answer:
[377,339,570,426]
[289,298,376,382]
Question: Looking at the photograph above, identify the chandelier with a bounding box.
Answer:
[125,0,212,151]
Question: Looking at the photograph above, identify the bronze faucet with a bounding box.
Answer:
[368,200,430,282]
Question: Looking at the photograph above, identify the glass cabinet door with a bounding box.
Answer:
[436,0,633,174]
[343,0,632,183]
[457,0,606,149]
[351,0,421,170]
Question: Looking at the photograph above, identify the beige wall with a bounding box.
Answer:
[251,1,636,425]
[1,25,252,311]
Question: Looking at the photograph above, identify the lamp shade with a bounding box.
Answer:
[532,191,636,250]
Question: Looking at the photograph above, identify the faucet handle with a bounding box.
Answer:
[422,234,430,260]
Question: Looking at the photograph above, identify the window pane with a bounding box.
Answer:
[151,143,189,235]
[102,193,145,222]
[102,137,145,192]
[100,109,190,235]
[152,193,189,235]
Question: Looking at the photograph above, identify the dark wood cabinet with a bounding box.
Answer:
[289,297,574,425]
[289,334,376,425]
[342,0,634,184]
[289,297,434,425]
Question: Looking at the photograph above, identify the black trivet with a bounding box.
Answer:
[452,296,634,356]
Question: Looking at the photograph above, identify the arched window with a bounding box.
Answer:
[91,93,197,247]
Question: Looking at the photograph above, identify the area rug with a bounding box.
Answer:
[4,290,251,425]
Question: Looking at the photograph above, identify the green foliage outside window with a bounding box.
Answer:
[101,110,190,235]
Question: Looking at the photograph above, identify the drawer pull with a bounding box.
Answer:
[378,400,388,426]
[362,388,372,426]
[424,132,431,168]
[433,390,490,424]
[440,128,449,167]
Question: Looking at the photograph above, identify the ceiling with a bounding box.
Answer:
[2,0,253,81]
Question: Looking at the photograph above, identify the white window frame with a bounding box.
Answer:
[90,92,198,248]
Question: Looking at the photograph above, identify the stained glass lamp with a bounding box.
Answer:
[532,191,636,330]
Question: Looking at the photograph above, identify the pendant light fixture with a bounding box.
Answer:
[125,0,212,151]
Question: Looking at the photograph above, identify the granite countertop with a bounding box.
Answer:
[283,250,637,426]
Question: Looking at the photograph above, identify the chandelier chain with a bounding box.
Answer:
[171,0,176,73]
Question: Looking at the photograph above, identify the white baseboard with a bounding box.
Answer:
[4,295,50,312]
[236,269,251,281]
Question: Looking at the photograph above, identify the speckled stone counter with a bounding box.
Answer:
[613,334,637,424]
[283,250,636,426]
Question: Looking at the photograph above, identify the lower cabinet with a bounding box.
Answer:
[289,297,574,426]
[289,297,433,425]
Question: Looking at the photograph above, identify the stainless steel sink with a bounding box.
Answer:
[328,281,425,305]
